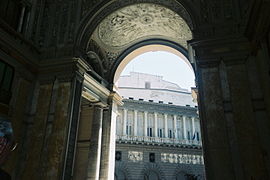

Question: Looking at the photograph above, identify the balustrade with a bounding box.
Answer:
[116,135,202,146]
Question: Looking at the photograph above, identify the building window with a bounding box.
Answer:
[147,113,154,137]
[197,132,200,141]
[0,60,14,105]
[168,129,173,138]
[158,128,163,138]
[157,114,164,138]
[17,3,31,34]
[126,125,132,135]
[0,0,31,34]
[126,111,133,136]
[115,151,122,161]
[147,127,153,137]
[187,131,190,140]
[149,153,155,163]
[145,82,151,89]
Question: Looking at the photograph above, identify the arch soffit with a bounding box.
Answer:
[75,0,199,57]
[112,42,194,84]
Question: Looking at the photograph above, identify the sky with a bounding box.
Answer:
[121,51,195,90]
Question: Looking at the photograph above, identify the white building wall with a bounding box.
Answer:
[116,72,197,107]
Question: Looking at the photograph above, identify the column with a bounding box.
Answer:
[183,116,187,139]
[134,110,138,136]
[144,111,148,136]
[154,113,158,137]
[87,106,103,180]
[99,93,120,180]
[164,114,168,138]
[123,109,127,135]
[192,117,195,140]
[173,115,177,139]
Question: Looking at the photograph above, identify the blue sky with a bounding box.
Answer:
[121,51,195,90]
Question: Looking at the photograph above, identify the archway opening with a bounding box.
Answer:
[74,2,204,179]
[113,45,205,179]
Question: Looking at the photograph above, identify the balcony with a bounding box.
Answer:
[116,135,202,147]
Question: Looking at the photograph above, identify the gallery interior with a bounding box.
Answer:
[0,0,270,180]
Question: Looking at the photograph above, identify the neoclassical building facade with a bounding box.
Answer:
[0,0,270,180]
[114,72,204,179]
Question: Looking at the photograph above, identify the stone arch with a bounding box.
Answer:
[75,0,198,51]
[74,0,199,81]
[141,163,166,180]
[109,39,195,86]
[115,162,132,180]
[174,164,195,180]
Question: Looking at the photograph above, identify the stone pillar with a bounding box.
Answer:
[134,110,138,136]
[154,112,158,137]
[183,116,187,139]
[86,106,103,180]
[19,58,89,180]
[173,115,177,139]
[164,114,168,138]
[190,37,269,180]
[99,92,122,180]
[144,111,148,136]
[123,109,127,135]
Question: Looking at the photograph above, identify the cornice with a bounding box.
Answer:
[82,73,110,107]
[38,57,90,83]
[189,36,252,66]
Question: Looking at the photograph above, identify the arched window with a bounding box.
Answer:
[176,172,186,180]
[144,171,159,180]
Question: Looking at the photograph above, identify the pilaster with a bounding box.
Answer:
[20,58,89,180]
[123,109,127,135]
[154,112,158,137]
[99,92,122,180]
[190,36,269,180]
[144,111,148,137]
[164,114,168,138]
[173,115,177,139]
[134,110,138,136]
[86,106,103,180]
[183,116,187,140]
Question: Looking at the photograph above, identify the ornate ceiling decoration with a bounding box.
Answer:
[95,3,191,48]
[89,3,192,69]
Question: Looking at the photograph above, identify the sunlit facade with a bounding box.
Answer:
[115,72,205,180]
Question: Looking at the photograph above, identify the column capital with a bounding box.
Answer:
[189,36,252,67]
[39,57,90,83]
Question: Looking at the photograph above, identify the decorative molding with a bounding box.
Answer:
[38,58,90,83]
[161,153,203,165]
[128,151,143,162]
[141,163,166,180]
[95,3,191,49]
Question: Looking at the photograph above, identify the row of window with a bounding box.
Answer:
[118,112,200,139]
[124,125,200,141]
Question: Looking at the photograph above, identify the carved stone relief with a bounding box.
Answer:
[95,3,192,49]
[128,151,143,162]
[161,153,203,165]
[88,3,192,69]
